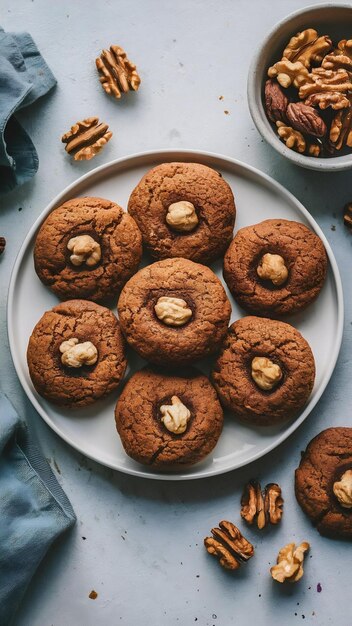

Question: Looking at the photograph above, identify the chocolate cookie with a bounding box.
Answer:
[27,299,126,407]
[223,219,327,316]
[34,197,142,303]
[212,316,315,426]
[117,257,231,366]
[115,367,223,468]
[295,428,352,539]
[128,162,236,263]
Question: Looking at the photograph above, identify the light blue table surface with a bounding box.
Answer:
[1,1,351,624]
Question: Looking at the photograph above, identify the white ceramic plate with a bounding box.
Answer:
[8,150,344,480]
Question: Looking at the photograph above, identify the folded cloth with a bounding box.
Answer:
[0,27,56,195]
[0,393,76,626]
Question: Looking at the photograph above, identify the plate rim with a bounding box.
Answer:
[7,148,344,480]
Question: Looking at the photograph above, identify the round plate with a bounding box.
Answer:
[8,150,343,480]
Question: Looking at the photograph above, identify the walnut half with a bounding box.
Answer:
[96,45,141,99]
[270,542,310,583]
[154,296,192,327]
[204,520,254,571]
[61,117,112,161]
[159,396,191,434]
[59,338,98,368]
[241,480,283,529]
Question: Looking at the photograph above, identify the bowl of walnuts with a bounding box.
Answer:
[247,3,352,171]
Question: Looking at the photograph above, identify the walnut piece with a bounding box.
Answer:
[330,101,352,150]
[257,252,288,286]
[343,203,352,229]
[276,121,306,153]
[61,117,112,161]
[271,542,310,583]
[159,396,191,434]
[299,67,352,99]
[166,201,199,232]
[333,470,352,508]
[286,102,326,138]
[154,296,192,327]
[96,45,141,99]
[283,29,332,68]
[241,480,265,529]
[268,58,309,88]
[264,80,289,123]
[67,235,101,267]
[59,338,98,368]
[322,39,352,71]
[304,91,350,110]
[241,481,283,529]
[0,236,5,255]
[204,520,254,571]
[252,357,283,391]
[264,483,284,525]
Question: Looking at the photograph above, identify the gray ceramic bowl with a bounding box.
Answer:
[247,3,352,171]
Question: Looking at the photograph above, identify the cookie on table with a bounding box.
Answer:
[115,367,223,469]
[295,428,352,539]
[27,299,126,408]
[212,316,315,427]
[223,219,327,316]
[34,196,142,303]
[127,162,236,264]
[117,257,231,366]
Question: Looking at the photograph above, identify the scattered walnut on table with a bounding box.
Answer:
[270,541,310,583]
[61,117,112,161]
[241,481,283,529]
[96,45,141,99]
[204,520,254,571]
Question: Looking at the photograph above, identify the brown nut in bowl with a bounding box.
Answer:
[247,4,352,170]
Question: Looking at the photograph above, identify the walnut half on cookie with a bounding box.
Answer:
[115,367,223,468]
[27,300,127,408]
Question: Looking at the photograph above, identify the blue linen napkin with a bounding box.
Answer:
[0,393,76,626]
[0,27,56,195]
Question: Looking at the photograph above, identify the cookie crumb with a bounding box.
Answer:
[219,95,224,100]
[224,110,229,115]
[89,590,98,600]
[317,583,322,593]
